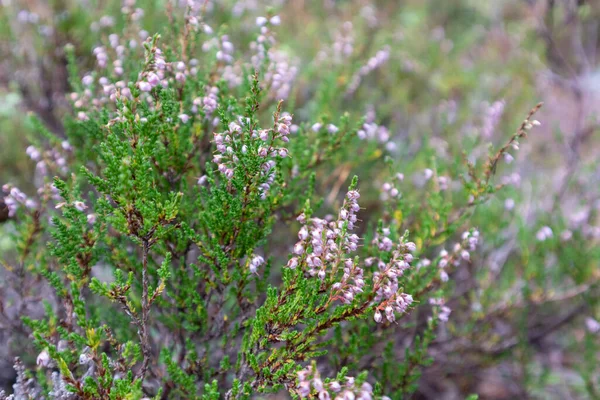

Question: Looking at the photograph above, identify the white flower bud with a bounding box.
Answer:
[287,257,299,269]
[74,201,88,211]
[374,310,382,323]
[36,350,50,367]
[139,81,152,92]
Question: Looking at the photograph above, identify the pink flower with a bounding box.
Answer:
[36,350,50,367]
[147,72,160,87]
[374,309,382,323]
[139,81,152,92]
[74,201,88,212]
[287,257,299,269]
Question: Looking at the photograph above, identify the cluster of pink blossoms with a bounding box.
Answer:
[26,144,70,177]
[250,16,278,67]
[379,173,405,202]
[380,181,400,201]
[332,21,355,61]
[138,49,200,92]
[345,46,390,96]
[2,181,70,220]
[481,100,506,139]
[356,107,396,151]
[369,230,416,323]
[296,365,387,400]
[248,255,264,275]
[213,121,243,179]
[286,188,415,323]
[73,29,150,119]
[262,49,298,101]
[437,230,480,282]
[79,19,221,123]
[429,298,452,323]
[212,112,292,196]
[287,190,361,292]
[316,21,354,65]
[196,86,219,117]
[202,35,235,64]
[249,15,298,100]
[2,185,35,217]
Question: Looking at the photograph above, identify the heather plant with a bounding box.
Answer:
[1,1,600,399]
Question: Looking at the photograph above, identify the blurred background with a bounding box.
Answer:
[1,0,600,399]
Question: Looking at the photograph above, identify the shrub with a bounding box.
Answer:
[1,1,599,399]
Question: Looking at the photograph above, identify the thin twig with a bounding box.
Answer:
[137,239,151,380]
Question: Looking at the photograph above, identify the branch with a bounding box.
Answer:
[137,239,151,381]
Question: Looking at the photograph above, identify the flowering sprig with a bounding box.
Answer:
[287,184,368,309]
[346,46,391,96]
[484,102,543,184]
[295,364,387,400]
[369,229,417,323]
[436,229,480,282]
[212,90,293,204]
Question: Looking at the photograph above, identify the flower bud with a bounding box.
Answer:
[139,81,152,92]
[287,257,299,269]
[74,201,88,212]
[374,309,382,323]
[36,350,50,367]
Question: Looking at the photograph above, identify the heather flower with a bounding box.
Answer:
[287,257,299,269]
[139,81,152,92]
[295,366,384,400]
[36,350,50,367]
[25,199,37,209]
[380,181,401,201]
[482,100,505,139]
[82,75,94,86]
[327,124,339,134]
[405,242,417,253]
[25,146,40,161]
[374,309,382,323]
[256,16,267,26]
[74,201,88,211]
[147,72,160,86]
[439,306,452,322]
[294,242,305,255]
[585,317,600,334]
[536,226,553,242]
[346,46,390,95]
[560,230,573,241]
[505,198,515,210]
[249,255,264,274]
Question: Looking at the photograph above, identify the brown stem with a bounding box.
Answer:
[138,239,151,381]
